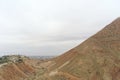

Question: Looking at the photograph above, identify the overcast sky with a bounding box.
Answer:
[0,0,120,56]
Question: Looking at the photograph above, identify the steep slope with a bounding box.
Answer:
[48,18,120,80]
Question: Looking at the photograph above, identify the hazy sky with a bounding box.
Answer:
[0,0,120,56]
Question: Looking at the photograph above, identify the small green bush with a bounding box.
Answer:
[0,56,9,64]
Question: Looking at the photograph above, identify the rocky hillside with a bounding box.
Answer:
[23,18,120,80]
[47,18,120,80]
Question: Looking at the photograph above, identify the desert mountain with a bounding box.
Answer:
[47,18,120,80]
[0,18,120,80]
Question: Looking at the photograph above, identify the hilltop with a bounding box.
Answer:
[0,55,28,64]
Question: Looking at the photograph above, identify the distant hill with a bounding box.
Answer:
[0,55,28,64]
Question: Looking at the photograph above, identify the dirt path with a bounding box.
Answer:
[58,71,80,80]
